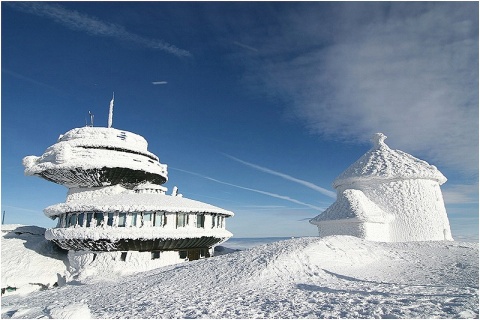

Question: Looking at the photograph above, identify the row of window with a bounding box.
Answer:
[56,211,225,229]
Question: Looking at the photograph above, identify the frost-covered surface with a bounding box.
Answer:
[311,133,453,242]
[333,133,447,188]
[45,190,234,217]
[23,126,167,181]
[1,225,68,296]
[45,226,233,242]
[2,236,478,319]
[66,250,196,283]
[313,189,394,223]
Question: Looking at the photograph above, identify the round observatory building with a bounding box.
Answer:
[310,133,453,242]
[23,99,234,275]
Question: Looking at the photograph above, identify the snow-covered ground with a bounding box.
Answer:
[1,225,68,296]
[1,229,478,319]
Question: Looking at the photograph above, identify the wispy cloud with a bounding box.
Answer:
[248,2,478,177]
[171,167,324,211]
[2,69,60,92]
[223,154,336,198]
[233,41,259,53]
[152,81,168,85]
[7,2,191,58]
[443,184,479,205]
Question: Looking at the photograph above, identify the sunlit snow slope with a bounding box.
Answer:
[2,236,477,319]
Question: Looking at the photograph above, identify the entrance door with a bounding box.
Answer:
[187,249,200,261]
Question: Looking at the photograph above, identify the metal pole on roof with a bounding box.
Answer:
[108,92,114,128]
[2,211,5,224]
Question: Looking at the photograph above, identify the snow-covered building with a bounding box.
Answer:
[23,97,234,276]
[310,133,453,242]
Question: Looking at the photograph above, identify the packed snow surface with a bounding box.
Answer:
[2,236,477,319]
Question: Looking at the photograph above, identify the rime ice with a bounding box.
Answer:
[22,104,234,278]
[310,133,453,241]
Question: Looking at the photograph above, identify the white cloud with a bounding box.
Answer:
[7,2,191,58]
[251,2,478,177]
[223,154,336,198]
[152,81,168,85]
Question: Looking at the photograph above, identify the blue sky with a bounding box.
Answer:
[2,2,478,240]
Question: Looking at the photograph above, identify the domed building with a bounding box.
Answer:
[310,133,453,242]
[23,98,234,276]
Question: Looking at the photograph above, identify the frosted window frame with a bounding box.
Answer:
[197,214,205,228]
[77,212,85,227]
[176,213,186,228]
[86,212,93,227]
[118,212,127,227]
[94,212,104,227]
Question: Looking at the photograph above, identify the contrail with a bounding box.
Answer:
[171,167,324,211]
[6,2,191,58]
[223,154,336,198]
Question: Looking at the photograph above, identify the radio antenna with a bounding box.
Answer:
[108,92,114,128]
[88,111,94,127]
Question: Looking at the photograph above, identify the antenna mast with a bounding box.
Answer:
[108,92,114,128]
[88,111,94,127]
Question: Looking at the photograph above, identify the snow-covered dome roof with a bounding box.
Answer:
[23,126,168,188]
[333,133,447,189]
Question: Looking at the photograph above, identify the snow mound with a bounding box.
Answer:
[48,302,91,319]
[1,225,68,296]
[2,236,477,319]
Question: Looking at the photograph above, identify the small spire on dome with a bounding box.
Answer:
[371,133,387,148]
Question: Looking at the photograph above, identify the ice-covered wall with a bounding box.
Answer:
[350,179,452,241]
[67,250,190,282]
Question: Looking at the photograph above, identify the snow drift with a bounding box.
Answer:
[2,235,477,319]
[1,225,68,296]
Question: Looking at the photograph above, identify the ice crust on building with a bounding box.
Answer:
[23,102,234,276]
[310,133,453,242]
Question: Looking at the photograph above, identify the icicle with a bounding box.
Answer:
[108,93,114,128]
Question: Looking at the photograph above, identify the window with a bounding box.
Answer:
[86,212,93,227]
[151,251,160,260]
[107,212,114,226]
[212,214,216,228]
[94,212,104,227]
[131,212,138,227]
[143,212,152,227]
[120,252,127,262]
[176,213,186,228]
[197,214,205,228]
[153,212,165,227]
[56,215,63,228]
[118,212,126,227]
[77,212,85,227]
[200,249,206,258]
[219,216,224,228]
[179,251,188,259]
[67,214,76,227]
